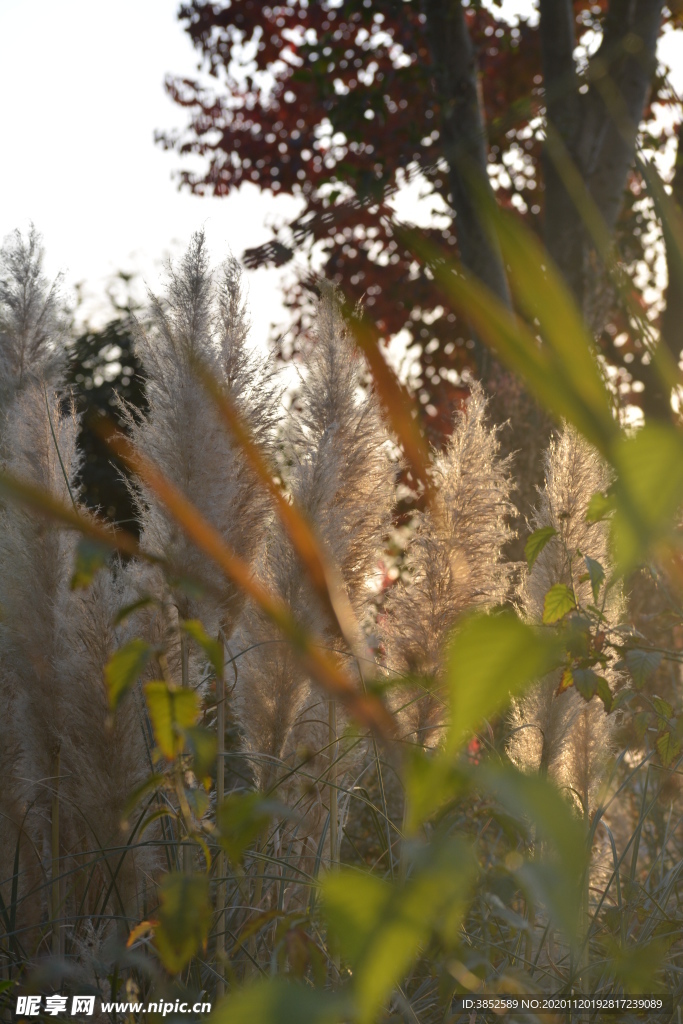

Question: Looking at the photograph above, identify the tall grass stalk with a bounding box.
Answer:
[215,641,226,998]
[50,747,61,958]
[328,699,338,869]
[1,228,681,1015]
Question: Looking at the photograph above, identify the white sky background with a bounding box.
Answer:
[0,0,681,341]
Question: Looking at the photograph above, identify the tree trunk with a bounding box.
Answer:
[539,0,586,306]
[422,0,511,376]
[540,0,664,318]
[582,0,665,234]
[639,121,683,419]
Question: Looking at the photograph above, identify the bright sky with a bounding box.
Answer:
[0,0,303,338]
[1,0,681,340]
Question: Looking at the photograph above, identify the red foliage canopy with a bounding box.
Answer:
[158,1,679,433]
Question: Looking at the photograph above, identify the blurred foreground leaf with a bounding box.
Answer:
[323,838,476,1023]
[445,611,562,755]
[611,424,683,571]
[184,726,217,783]
[154,873,211,973]
[71,537,110,589]
[216,792,288,865]
[479,764,587,940]
[405,612,562,830]
[211,979,348,1024]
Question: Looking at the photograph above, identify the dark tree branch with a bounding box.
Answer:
[422,0,511,338]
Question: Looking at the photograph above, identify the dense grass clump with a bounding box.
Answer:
[0,228,681,1023]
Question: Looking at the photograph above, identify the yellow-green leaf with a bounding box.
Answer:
[144,681,199,759]
[583,555,605,604]
[586,490,614,523]
[216,792,286,864]
[184,726,217,783]
[524,526,557,570]
[611,424,683,570]
[211,980,347,1024]
[445,611,562,755]
[625,648,662,689]
[182,618,224,678]
[323,839,475,1024]
[154,873,212,973]
[656,730,680,767]
[543,584,576,624]
[105,639,153,711]
[71,537,110,590]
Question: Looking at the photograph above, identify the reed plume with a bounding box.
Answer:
[57,563,155,921]
[0,226,65,413]
[0,381,81,953]
[233,289,395,872]
[381,384,514,747]
[508,425,623,814]
[125,231,278,641]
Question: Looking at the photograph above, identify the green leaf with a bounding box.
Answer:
[595,675,613,712]
[323,839,475,1023]
[656,730,680,767]
[611,688,635,712]
[153,873,212,973]
[524,526,557,571]
[611,424,683,570]
[184,726,217,782]
[105,639,153,711]
[487,202,617,449]
[559,667,612,710]
[113,594,156,626]
[586,490,614,523]
[396,219,617,455]
[403,751,462,835]
[71,537,110,590]
[211,980,348,1024]
[182,618,224,678]
[583,555,605,604]
[445,610,562,756]
[542,583,576,624]
[401,610,565,830]
[144,681,199,759]
[652,697,673,721]
[216,792,287,865]
[572,667,599,701]
[477,764,586,940]
[625,648,662,689]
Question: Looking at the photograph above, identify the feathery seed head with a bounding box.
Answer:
[126,231,279,631]
[509,425,622,810]
[0,227,66,407]
[234,287,395,785]
[382,384,515,686]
